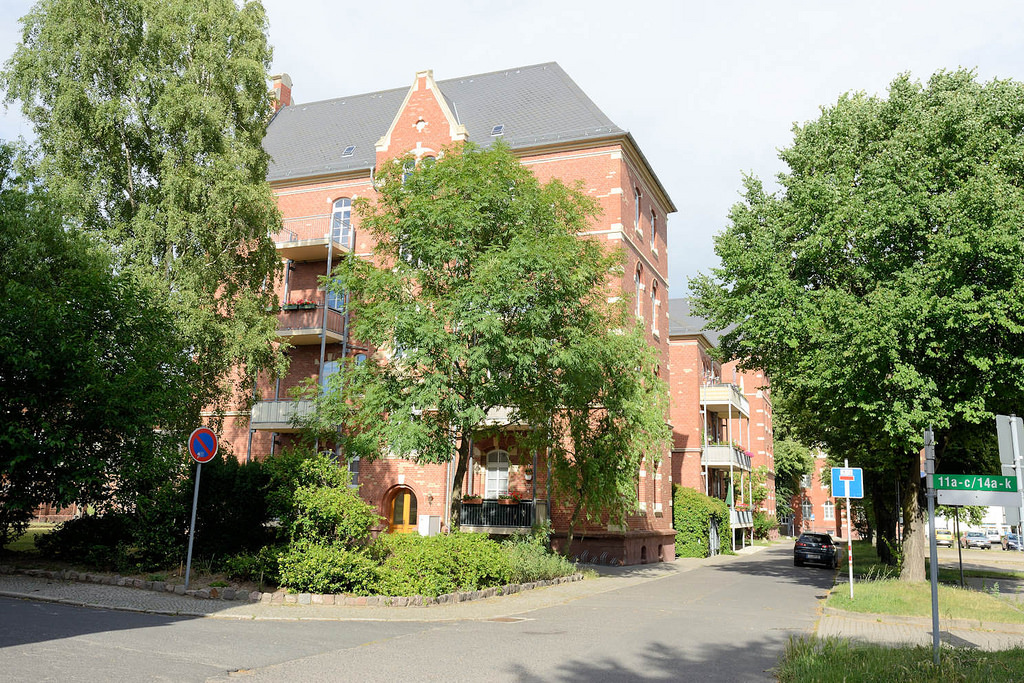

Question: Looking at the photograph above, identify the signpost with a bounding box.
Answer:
[184,427,218,589]
[831,463,863,599]
[924,427,940,666]
[997,415,1024,547]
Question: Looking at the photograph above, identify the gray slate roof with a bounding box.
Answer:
[668,298,725,346]
[264,62,625,183]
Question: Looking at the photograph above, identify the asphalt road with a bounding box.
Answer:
[0,544,831,682]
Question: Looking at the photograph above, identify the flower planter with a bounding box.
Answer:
[497,499,519,506]
[462,497,482,505]
[283,304,318,311]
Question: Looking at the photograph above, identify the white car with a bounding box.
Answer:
[986,529,1002,546]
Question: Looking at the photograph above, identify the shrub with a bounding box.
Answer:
[672,485,731,558]
[277,541,379,594]
[181,454,273,559]
[265,448,379,546]
[501,532,577,584]
[35,515,132,568]
[371,533,512,597]
[753,511,777,540]
[223,544,285,586]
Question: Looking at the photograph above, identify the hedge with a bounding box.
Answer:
[672,485,731,558]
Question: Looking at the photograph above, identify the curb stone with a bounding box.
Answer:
[0,564,583,609]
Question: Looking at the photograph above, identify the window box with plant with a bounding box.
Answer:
[282,298,318,311]
[497,492,523,505]
[461,494,482,505]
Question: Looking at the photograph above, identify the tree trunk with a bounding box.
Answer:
[448,428,472,531]
[900,453,926,581]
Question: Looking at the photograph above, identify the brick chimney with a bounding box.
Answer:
[271,73,292,113]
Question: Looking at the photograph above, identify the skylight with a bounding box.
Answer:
[490,124,504,137]
[342,145,355,157]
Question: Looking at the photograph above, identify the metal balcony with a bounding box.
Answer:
[459,499,536,532]
[272,215,353,262]
[276,303,345,345]
[701,445,752,471]
[730,509,754,528]
[700,383,750,418]
[250,399,314,432]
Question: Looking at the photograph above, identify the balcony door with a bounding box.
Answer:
[485,450,509,499]
[387,487,418,534]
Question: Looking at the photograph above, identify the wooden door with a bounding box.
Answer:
[388,488,418,533]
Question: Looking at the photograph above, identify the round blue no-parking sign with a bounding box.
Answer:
[188,427,218,464]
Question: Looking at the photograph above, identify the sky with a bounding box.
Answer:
[2,0,1023,295]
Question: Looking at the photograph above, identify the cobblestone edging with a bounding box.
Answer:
[0,565,583,607]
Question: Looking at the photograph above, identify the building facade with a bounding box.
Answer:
[216,64,677,565]
[667,299,777,547]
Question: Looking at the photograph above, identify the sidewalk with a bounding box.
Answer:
[0,553,721,622]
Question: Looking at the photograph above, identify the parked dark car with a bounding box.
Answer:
[961,531,990,550]
[794,533,839,568]
[1003,533,1022,551]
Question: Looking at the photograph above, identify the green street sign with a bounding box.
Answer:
[934,474,1017,492]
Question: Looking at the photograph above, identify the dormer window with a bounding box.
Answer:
[491,124,504,136]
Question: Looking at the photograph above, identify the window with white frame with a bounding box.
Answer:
[634,263,644,321]
[320,359,339,394]
[801,499,814,520]
[326,288,343,311]
[485,450,510,498]
[801,474,812,489]
[651,281,659,336]
[633,187,642,235]
[650,209,657,250]
[823,500,835,521]
[331,198,352,247]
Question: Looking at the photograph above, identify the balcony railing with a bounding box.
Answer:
[276,302,344,345]
[271,214,353,261]
[250,399,314,432]
[459,499,535,529]
[700,383,750,418]
[730,509,754,527]
[701,445,752,471]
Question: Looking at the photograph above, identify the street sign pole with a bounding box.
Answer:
[925,426,940,666]
[184,427,218,590]
[1013,415,1023,553]
[184,462,202,589]
[845,459,853,600]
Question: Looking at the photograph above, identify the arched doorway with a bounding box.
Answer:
[387,487,418,534]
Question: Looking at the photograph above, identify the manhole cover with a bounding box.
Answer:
[487,616,528,623]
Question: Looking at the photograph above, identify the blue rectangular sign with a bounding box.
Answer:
[831,467,864,499]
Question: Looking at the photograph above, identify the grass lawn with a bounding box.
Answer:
[1,525,54,554]
[828,539,1024,622]
[777,636,1024,682]
[828,578,1024,623]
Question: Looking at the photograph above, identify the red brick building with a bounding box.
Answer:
[791,452,850,539]
[215,64,677,565]
[667,299,777,547]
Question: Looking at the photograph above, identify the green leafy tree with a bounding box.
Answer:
[691,70,1024,581]
[309,142,669,537]
[0,143,194,547]
[2,0,283,421]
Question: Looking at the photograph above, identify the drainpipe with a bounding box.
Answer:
[246,428,254,464]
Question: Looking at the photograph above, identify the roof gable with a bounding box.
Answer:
[375,70,468,159]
